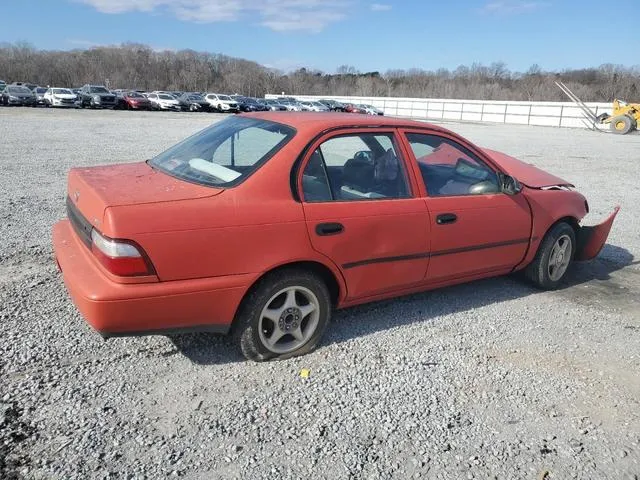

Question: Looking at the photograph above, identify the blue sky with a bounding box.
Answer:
[2,0,639,73]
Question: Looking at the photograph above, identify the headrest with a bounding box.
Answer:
[374,149,399,181]
[342,157,374,190]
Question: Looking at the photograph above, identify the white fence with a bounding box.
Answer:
[266,94,612,130]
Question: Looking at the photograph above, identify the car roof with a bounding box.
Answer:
[244,111,445,132]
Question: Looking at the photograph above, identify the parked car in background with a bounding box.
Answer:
[299,100,330,112]
[319,99,346,111]
[1,85,36,106]
[297,101,314,112]
[79,85,117,109]
[52,113,618,362]
[116,91,152,110]
[34,87,48,107]
[344,103,367,114]
[258,99,288,111]
[359,104,384,116]
[176,92,211,112]
[233,96,269,112]
[204,93,239,113]
[278,99,303,112]
[44,88,80,108]
[147,93,181,111]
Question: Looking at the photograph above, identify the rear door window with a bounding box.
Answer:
[301,132,410,202]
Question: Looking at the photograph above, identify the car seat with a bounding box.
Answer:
[340,156,375,199]
[372,148,406,198]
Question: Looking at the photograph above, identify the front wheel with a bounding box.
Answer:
[524,222,575,290]
[233,269,331,361]
[610,115,634,134]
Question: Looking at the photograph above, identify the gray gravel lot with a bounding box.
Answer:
[1,108,639,479]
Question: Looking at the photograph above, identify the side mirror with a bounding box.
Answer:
[502,174,523,195]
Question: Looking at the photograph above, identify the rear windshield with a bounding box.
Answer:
[149,117,296,188]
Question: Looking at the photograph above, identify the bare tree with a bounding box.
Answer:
[0,43,638,101]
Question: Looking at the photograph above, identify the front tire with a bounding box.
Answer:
[610,115,634,134]
[524,222,575,290]
[233,269,331,362]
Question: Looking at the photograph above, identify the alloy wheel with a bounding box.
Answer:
[258,286,320,354]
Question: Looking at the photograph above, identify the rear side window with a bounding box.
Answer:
[301,133,409,202]
[149,116,295,187]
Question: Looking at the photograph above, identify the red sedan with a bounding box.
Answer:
[52,113,618,361]
[344,103,367,114]
[119,91,152,110]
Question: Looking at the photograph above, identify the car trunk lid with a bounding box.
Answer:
[66,161,222,230]
[482,148,573,188]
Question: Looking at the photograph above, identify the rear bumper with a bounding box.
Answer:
[52,219,249,338]
[575,206,620,261]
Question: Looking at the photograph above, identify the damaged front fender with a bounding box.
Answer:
[575,206,620,261]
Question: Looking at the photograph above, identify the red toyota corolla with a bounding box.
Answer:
[52,113,618,361]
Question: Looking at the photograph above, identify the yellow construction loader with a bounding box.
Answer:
[556,81,639,135]
[595,99,640,134]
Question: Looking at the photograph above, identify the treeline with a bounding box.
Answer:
[1,42,639,102]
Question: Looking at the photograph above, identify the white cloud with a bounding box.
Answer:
[371,3,391,11]
[480,1,548,15]
[261,9,346,33]
[75,0,349,32]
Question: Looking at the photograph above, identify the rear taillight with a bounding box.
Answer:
[90,229,155,277]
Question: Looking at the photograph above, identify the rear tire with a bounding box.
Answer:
[233,269,331,362]
[524,222,576,290]
[610,115,633,134]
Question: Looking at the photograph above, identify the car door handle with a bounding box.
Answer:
[316,222,344,236]
[436,213,457,225]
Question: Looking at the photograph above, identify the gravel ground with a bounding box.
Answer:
[0,108,639,480]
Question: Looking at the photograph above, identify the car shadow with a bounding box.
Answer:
[168,243,636,365]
